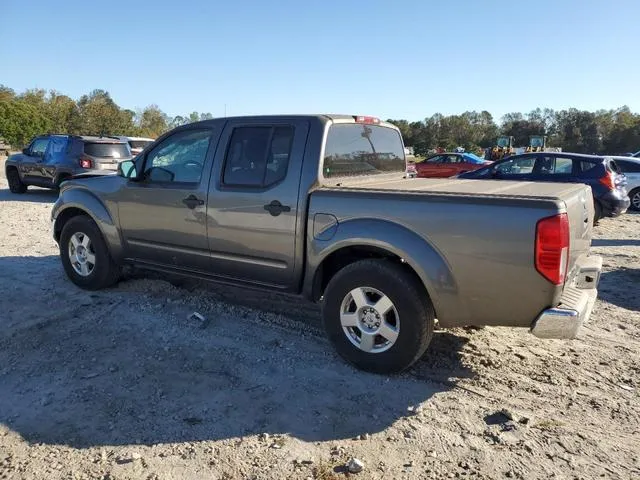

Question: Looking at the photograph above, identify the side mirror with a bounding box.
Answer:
[22,148,29,155]
[118,160,138,180]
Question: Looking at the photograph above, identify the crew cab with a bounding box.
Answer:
[51,115,603,373]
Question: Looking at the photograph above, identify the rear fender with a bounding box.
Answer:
[305,218,466,326]
[52,188,124,262]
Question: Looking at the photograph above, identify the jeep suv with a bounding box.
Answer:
[5,135,133,193]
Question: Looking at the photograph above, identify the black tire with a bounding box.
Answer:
[6,167,27,194]
[59,215,120,290]
[594,200,603,225]
[629,188,640,212]
[322,259,435,374]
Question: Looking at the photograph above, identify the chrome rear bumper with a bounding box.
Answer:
[530,256,602,340]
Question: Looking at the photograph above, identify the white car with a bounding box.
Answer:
[612,156,640,211]
[120,136,155,156]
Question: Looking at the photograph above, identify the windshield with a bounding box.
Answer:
[84,142,131,159]
[462,153,486,164]
[323,123,405,178]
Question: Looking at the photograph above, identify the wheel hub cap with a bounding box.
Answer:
[339,287,400,354]
[68,232,95,277]
[359,307,381,331]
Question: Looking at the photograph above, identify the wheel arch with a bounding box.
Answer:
[304,218,464,326]
[53,189,124,263]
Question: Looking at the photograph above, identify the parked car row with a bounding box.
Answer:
[457,152,631,221]
[407,150,633,221]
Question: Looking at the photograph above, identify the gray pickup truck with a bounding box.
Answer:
[51,115,602,373]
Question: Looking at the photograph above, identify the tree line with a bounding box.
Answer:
[387,107,639,156]
[0,85,214,148]
[1,85,638,155]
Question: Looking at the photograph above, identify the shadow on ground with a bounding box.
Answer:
[0,255,476,449]
[598,268,640,311]
[0,187,58,204]
[592,238,640,247]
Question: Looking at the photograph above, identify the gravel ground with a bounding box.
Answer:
[0,158,639,480]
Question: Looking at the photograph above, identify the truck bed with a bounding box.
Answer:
[310,176,595,329]
[326,176,589,201]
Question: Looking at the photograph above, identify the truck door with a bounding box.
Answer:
[117,126,218,271]
[206,118,309,289]
[21,137,50,183]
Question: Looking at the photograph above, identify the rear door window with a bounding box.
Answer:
[578,161,599,173]
[495,156,536,175]
[323,124,405,178]
[222,126,294,187]
[535,156,574,175]
[442,155,462,164]
[84,142,131,159]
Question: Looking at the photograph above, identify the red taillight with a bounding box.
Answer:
[354,115,380,124]
[535,213,570,285]
[599,172,615,190]
[80,157,92,169]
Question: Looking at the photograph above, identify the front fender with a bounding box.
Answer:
[52,188,124,263]
[304,218,468,327]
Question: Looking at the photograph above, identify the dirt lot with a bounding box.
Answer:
[0,158,638,480]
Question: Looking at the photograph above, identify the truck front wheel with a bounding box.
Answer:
[59,215,120,290]
[322,259,435,374]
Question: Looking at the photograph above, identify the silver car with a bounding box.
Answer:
[611,156,640,211]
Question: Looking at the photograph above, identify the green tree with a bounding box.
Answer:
[0,99,52,147]
[77,89,130,135]
[139,105,169,138]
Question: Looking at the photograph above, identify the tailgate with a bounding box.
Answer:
[562,184,594,278]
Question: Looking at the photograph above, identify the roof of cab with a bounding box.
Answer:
[185,114,398,130]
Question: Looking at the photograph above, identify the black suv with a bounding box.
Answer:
[5,135,133,193]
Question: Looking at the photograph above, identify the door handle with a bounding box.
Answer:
[263,200,291,216]
[182,195,205,209]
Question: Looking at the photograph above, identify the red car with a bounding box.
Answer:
[414,152,491,178]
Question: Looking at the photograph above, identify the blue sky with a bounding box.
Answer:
[1,0,638,121]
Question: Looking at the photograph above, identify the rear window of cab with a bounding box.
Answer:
[323,124,405,178]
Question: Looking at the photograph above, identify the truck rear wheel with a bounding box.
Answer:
[59,215,120,290]
[629,188,640,212]
[7,167,27,194]
[322,259,435,374]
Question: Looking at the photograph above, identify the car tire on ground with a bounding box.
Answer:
[629,188,640,212]
[322,259,435,374]
[6,168,27,194]
[594,200,603,225]
[59,215,120,290]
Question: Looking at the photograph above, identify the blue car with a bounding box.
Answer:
[5,134,133,193]
[458,152,630,223]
